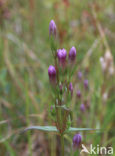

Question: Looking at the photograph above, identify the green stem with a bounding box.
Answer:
[60,135,64,156]
[70,145,73,156]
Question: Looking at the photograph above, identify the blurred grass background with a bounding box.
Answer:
[0,0,115,155]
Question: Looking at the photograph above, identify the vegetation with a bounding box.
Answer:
[0,0,115,155]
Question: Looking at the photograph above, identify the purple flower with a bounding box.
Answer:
[84,79,88,89]
[77,90,81,98]
[78,71,82,80]
[69,46,76,63]
[73,133,82,148]
[80,104,85,112]
[57,49,67,68]
[69,82,73,96]
[49,20,57,38]
[48,65,56,84]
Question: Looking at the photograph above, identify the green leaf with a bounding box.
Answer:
[23,126,99,134]
[67,127,100,132]
[23,126,58,132]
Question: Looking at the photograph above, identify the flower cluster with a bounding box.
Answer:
[48,20,84,150]
[48,20,77,89]
[48,19,80,136]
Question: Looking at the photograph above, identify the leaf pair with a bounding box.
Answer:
[23,126,99,133]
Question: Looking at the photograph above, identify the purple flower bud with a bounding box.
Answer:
[77,90,81,98]
[49,20,57,38]
[57,49,67,68]
[80,104,85,112]
[69,46,76,63]
[73,133,82,148]
[69,82,73,96]
[84,79,88,89]
[78,71,82,80]
[50,105,53,111]
[48,65,56,84]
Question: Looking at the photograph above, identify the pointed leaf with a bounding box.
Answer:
[67,127,100,132]
[23,126,58,132]
[23,126,100,134]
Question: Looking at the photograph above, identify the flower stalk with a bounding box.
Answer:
[60,134,64,156]
[48,19,81,155]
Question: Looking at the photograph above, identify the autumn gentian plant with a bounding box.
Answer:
[24,19,98,156]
